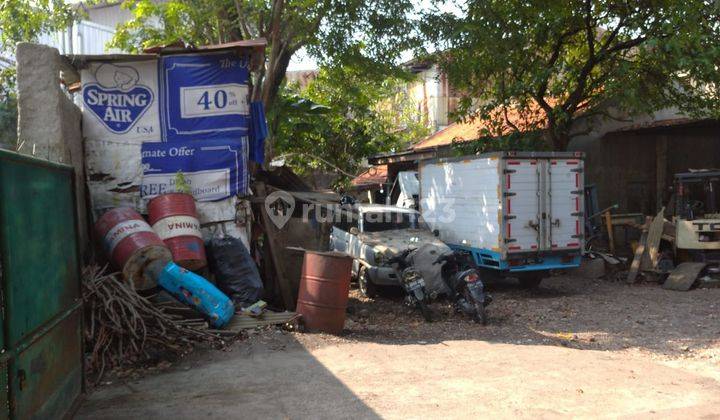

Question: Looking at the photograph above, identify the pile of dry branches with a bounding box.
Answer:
[82,266,238,383]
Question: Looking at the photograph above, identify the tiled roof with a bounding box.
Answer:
[351,164,388,186]
[412,102,549,150]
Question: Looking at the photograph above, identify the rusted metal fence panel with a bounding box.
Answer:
[0,149,83,419]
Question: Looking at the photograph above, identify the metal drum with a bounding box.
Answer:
[148,193,207,270]
[94,207,172,289]
[296,251,353,334]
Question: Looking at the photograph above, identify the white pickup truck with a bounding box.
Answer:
[329,204,450,297]
[419,151,585,287]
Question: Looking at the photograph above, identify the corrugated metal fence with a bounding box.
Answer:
[38,20,119,55]
[0,149,83,419]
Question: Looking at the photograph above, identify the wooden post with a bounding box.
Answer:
[656,136,668,213]
[627,217,651,283]
[604,210,615,255]
[256,182,295,310]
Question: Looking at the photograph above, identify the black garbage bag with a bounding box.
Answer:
[207,236,263,307]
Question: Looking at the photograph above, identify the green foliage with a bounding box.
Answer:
[173,171,192,194]
[0,0,75,147]
[0,0,74,55]
[423,0,720,150]
[0,94,17,150]
[273,66,428,186]
[111,0,416,64]
[450,131,548,157]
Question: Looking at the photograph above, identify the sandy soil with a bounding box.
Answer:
[77,274,720,419]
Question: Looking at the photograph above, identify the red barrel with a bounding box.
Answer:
[296,251,353,334]
[148,193,206,270]
[94,207,172,289]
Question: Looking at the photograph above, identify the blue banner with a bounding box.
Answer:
[140,138,249,201]
[159,52,251,142]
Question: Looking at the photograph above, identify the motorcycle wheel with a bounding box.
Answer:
[473,304,487,325]
[462,288,487,325]
[358,266,378,298]
[417,301,433,322]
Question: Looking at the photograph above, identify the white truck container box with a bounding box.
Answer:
[419,152,584,282]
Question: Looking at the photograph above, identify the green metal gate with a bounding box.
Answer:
[0,149,83,419]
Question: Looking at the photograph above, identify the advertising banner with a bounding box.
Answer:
[81,60,161,142]
[159,52,251,142]
[140,138,249,202]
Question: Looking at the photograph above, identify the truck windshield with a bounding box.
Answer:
[677,176,720,219]
[362,212,427,232]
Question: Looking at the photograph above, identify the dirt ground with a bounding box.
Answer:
[76,273,720,419]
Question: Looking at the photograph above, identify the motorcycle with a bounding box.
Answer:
[387,249,433,322]
[435,251,491,324]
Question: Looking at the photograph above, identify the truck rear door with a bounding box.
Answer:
[504,159,542,253]
[546,158,584,250]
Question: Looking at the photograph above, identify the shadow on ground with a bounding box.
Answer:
[76,336,382,419]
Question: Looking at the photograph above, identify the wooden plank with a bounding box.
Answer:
[256,182,296,310]
[626,217,651,283]
[225,311,300,330]
[656,136,668,212]
[641,208,665,270]
[663,262,706,291]
[604,210,615,255]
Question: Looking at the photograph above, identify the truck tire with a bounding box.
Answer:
[518,273,544,289]
[358,266,378,298]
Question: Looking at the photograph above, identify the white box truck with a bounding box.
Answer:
[419,152,584,287]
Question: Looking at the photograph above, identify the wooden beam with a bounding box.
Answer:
[656,136,668,212]
[604,210,615,255]
[256,182,295,310]
[642,208,666,271]
[627,216,651,283]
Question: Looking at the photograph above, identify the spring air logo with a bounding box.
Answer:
[83,63,154,134]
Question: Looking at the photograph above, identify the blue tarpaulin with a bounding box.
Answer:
[140,137,249,201]
[159,52,251,142]
[249,101,267,164]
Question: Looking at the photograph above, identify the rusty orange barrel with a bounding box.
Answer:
[296,251,353,334]
[148,193,206,270]
[94,207,172,289]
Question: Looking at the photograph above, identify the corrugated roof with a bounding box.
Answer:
[143,38,267,54]
[64,38,267,66]
[609,118,715,133]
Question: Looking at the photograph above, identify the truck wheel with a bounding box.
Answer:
[518,274,544,289]
[358,266,378,298]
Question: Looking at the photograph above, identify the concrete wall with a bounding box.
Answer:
[407,65,460,132]
[16,43,89,258]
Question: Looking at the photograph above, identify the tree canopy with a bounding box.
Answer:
[423,0,720,150]
[273,66,428,187]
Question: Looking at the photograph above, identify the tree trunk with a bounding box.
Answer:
[545,120,572,151]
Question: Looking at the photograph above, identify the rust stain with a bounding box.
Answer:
[88,172,115,182]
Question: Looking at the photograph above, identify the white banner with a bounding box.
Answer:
[81,60,161,143]
[142,169,232,202]
[103,219,155,253]
[152,215,203,240]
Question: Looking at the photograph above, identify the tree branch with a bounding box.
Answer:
[502,104,520,133]
[536,28,582,103]
[584,0,595,60]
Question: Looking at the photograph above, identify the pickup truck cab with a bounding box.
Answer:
[330,204,449,297]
